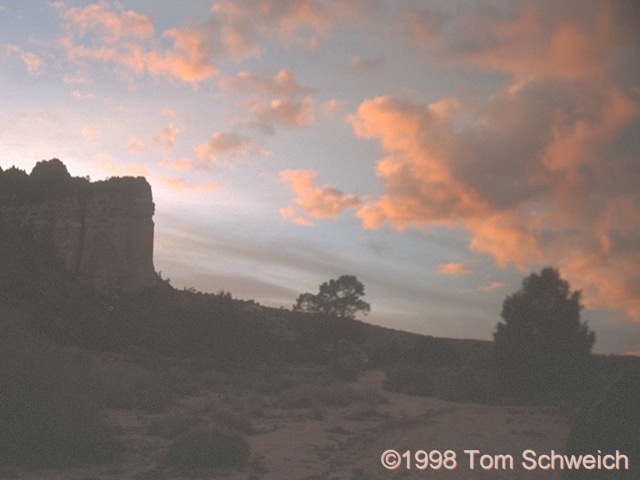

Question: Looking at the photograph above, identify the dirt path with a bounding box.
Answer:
[3,370,572,480]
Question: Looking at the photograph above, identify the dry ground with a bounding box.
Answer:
[3,367,573,480]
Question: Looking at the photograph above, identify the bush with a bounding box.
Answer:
[0,317,121,467]
[163,426,250,471]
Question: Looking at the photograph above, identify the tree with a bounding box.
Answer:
[494,267,595,396]
[293,275,371,319]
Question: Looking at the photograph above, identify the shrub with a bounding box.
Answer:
[163,426,250,471]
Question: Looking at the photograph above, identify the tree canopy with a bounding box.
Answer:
[494,267,595,396]
[293,275,371,320]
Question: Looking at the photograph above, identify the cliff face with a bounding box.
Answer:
[0,159,157,294]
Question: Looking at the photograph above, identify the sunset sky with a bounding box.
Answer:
[1,0,639,354]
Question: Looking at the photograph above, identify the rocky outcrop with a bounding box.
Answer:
[0,159,157,294]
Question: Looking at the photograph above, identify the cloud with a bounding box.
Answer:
[128,136,146,155]
[155,125,179,152]
[194,131,269,163]
[346,55,385,74]
[319,98,343,119]
[219,69,316,130]
[61,1,153,40]
[348,0,640,327]
[438,262,473,276]
[55,2,218,85]
[159,176,223,192]
[401,6,447,50]
[71,90,94,100]
[219,68,312,97]
[211,0,365,56]
[92,152,149,178]
[405,1,631,82]
[280,169,361,223]
[54,0,368,86]
[279,205,313,226]
[160,158,195,172]
[5,44,44,75]
[145,27,219,83]
[252,95,314,128]
[80,126,101,142]
[479,281,509,292]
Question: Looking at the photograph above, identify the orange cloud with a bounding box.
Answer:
[438,263,473,276]
[128,136,146,155]
[219,68,312,97]
[279,205,313,226]
[319,98,343,119]
[211,0,364,55]
[350,96,482,230]
[347,55,384,74]
[253,95,314,128]
[479,281,509,292]
[92,153,149,178]
[220,69,315,130]
[80,126,101,142]
[159,176,223,192]
[155,125,179,152]
[5,44,44,75]
[349,79,640,322]
[61,1,153,40]
[280,169,361,222]
[194,132,269,163]
[146,27,218,83]
[160,158,195,172]
[407,1,622,81]
[56,2,218,85]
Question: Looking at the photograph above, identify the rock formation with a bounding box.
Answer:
[0,159,157,294]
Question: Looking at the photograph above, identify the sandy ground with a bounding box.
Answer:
[3,370,572,480]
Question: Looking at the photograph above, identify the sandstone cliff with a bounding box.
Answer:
[0,159,157,294]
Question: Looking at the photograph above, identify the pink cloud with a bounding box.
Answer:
[56,2,218,85]
[160,158,195,172]
[5,44,44,75]
[280,169,360,222]
[211,0,365,56]
[128,136,146,155]
[155,125,179,152]
[479,281,509,292]
[194,131,269,163]
[159,176,223,192]
[347,55,385,74]
[279,205,313,226]
[438,263,473,276]
[319,98,343,119]
[80,126,101,142]
[405,1,627,81]
[219,69,316,130]
[219,68,312,97]
[253,95,314,128]
[61,1,153,40]
[349,78,640,322]
[92,153,149,178]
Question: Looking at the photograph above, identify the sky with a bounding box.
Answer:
[1,0,639,355]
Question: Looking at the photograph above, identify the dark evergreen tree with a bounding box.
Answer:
[494,267,595,396]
